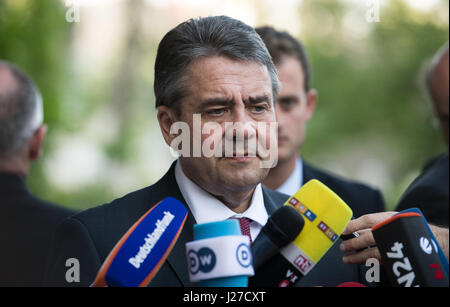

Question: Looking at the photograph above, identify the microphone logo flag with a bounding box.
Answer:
[189,248,217,275]
[420,237,432,255]
[91,197,188,287]
[236,243,252,268]
[186,235,254,282]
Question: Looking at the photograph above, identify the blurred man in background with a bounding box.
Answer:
[256,26,385,286]
[257,26,385,218]
[0,61,75,286]
[340,42,449,265]
[396,43,449,227]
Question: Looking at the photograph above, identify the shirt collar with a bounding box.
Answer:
[174,160,268,227]
[276,157,303,196]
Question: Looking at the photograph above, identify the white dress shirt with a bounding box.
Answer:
[174,160,268,241]
[276,158,304,196]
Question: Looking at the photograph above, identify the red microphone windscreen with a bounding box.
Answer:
[337,282,366,287]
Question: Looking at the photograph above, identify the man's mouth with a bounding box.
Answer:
[220,152,256,161]
[278,136,289,143]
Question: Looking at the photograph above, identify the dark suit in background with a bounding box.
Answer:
[396,152,449,227]
[0,173,76,286]
[303,161,386,218]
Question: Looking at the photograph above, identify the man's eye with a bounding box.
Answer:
[251,105,267,113]
[206,108,227,116]
[279,99,296,111]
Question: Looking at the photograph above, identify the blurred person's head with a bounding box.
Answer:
[0,61,47,177]
[154,16,279,212]
[255,26,317,165]
[426,42,449,146]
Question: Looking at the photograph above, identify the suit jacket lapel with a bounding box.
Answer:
[302,160,315,185]
[152,162,197,286]
[261,187,284,215]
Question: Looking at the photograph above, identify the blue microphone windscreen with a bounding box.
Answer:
[105,197,187,287]
[191,219,248,287]
[194,219,241,240]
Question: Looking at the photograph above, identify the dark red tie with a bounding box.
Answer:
[231,217,253,244]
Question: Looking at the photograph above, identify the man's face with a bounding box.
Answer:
[275,56,316,162]
[164,56,276,204]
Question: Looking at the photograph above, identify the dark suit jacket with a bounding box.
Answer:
[45,162,289,287]
[303,161,385,218]
[294,161,386,287]
[396,152,449,227]
[0,173,76,286]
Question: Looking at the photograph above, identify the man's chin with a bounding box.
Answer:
[218,164,266,188]
[219,156,257,163]
[276,153,293,164]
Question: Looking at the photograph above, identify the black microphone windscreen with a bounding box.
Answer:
[264,205,304,248]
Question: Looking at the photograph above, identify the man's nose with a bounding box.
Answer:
[225,108,257,141]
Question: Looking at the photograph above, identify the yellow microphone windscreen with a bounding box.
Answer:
[280,179,353,276]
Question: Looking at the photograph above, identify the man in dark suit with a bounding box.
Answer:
[0,61,75,286]
[45,15,290,287]
[255,27,385,286]
[339,43,449,267]
[396,43,449,227]
[256,26,385,218]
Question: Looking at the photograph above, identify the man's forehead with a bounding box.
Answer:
[187,56,269,81]
[184,56,272,99]
[276,56,305,86]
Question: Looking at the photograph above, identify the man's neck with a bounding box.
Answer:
[263,155,298,190]
[215,187,256,214]
[0,158,29,177]
[178,160,256,214]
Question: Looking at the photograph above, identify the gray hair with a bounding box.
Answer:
[0,61,43,159]
[425,42,449,101]
[154,15,280,115]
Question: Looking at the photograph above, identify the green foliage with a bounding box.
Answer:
[299,0,448,209]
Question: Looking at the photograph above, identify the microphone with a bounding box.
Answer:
[395,208,449,275]
[252,205,305,270]
[250,179,353,287]
[281,179,352,279]
[372,208,449,287]
[185,219,254,287]
[336,282,366,287]
[91,197,188,287]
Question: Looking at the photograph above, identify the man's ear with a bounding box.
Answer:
[305,89,317,121]
[29,124,47,161]
[157,106,177,146]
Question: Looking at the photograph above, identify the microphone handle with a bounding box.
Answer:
[251,232,280,270]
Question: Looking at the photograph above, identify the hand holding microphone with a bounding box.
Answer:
[340,212,397,265]
[341,211,449,265]
[372,209,449,286]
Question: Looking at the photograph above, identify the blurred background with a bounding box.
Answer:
[0,0,448,211]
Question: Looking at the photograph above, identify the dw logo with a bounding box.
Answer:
[236,243,252,268]
[189,247,216,275]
